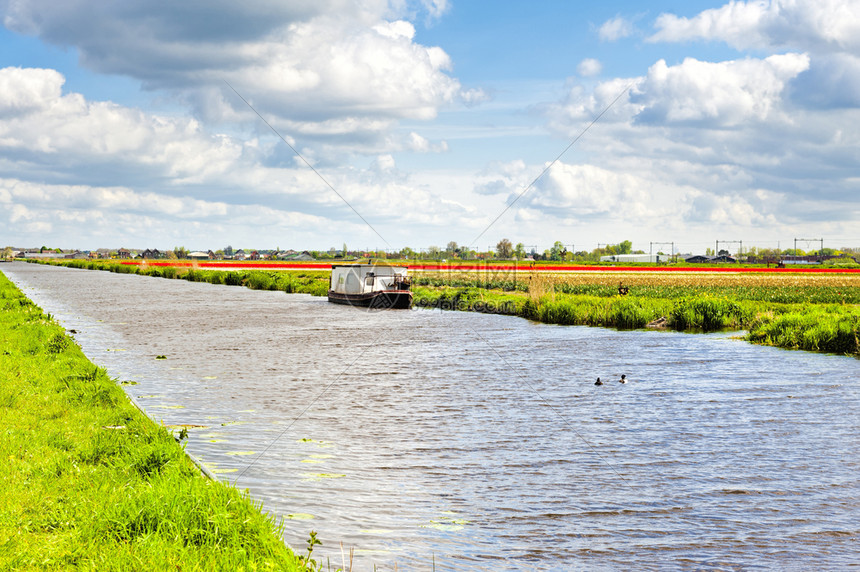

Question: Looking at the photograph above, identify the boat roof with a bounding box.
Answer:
[330,264,407,270]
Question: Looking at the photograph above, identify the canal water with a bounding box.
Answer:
[2,262,858,570]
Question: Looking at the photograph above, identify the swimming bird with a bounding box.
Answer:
[619,374,627,384]
[594,377,603,386]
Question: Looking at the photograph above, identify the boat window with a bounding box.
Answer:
[365,276,374,286]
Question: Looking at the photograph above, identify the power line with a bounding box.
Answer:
[467,83,633,249]
[223,80,391,249]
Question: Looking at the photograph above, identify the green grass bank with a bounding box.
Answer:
[411,283,860,356]
[26,259,860,357]
[0,271,312,570]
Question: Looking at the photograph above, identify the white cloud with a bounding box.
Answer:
[421,0,450,20]
[577,58,603,77]
[1,0,477,140]
[0,67,245,184]
[649,0,860,54]
[634,53,810,126]
[534,41,859,247]
[599,16,634,41]
[473,160,529,196]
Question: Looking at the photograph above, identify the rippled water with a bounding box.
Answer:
[3,262,859,570]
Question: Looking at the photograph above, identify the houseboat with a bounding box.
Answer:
[328,264,412,309]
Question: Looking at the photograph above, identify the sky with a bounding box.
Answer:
[1,0,859,254]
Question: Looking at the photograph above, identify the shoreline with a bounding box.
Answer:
[20,259,860,357]
[0,270,311,570]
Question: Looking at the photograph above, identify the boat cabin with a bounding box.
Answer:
[328,264,412,309]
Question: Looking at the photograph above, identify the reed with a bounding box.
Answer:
[747,307,860,354]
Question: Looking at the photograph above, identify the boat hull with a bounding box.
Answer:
[327,289,413,310]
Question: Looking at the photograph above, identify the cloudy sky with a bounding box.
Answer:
[1,0,858,253]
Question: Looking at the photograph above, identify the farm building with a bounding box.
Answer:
[684,254,737,263]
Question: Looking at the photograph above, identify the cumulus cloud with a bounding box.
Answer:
[473,160,529,196]
[534,33,859,247]
[0,67,243,182]
[634,53,810,126]
[599,16,634,41]
[510,161,793,240]
[788,53,860,108]
[1,0,477,138]
[0,176,336,247]
[405,131,447,153]
[649,0,860,54]
[577,58,602,77]
[0,65,480,248]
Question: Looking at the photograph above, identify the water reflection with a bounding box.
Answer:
[3,262,859,571]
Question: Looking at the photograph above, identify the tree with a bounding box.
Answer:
[400,247,415,259]
[496,238,513,259]
[617,240,633,255]
[342,243,348,257]
[224,245,234,257]
[514,242,526,260]
[446,241,459,256]
[427,245,442,259]
[173,246,188,259]
[549,241,566,261]
[2,246,12,260]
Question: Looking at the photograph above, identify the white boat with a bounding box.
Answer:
[327,264,412,309]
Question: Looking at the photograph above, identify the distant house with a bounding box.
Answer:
[140,248,164,259]
[117,248,131,259]
[282,250,314,261]
[234,249,246,261]
[64,251,88,260]
[249,250,260,260]
[188,251,210,260]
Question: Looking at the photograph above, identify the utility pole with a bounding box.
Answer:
[650,241,675,261]
[795,237,823,255]
[716,240,743,259]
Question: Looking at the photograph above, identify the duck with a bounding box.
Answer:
[594,377,603,386]
[618,374,627,384]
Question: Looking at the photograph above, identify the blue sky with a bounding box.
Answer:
[1,0,858,254]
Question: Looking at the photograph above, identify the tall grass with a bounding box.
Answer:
[747,307,860,354]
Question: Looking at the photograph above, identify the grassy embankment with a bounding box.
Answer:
[412,271,860,356]
[0,271,314,570]
[28,259,860,356]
